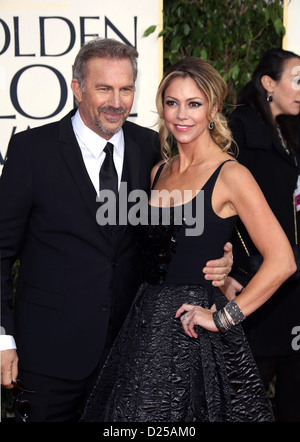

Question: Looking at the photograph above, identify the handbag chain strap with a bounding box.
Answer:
[293,191,298,245]
[236,191,298,253]
[235,226,250,257]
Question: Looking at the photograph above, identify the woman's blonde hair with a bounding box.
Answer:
[155,57,235,162]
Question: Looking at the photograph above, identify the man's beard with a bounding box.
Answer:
[95,105,127,137]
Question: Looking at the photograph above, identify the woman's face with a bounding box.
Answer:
[269,57,300,118]
[163,76,215,146]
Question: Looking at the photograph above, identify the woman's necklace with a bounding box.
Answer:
[276,122,290,155]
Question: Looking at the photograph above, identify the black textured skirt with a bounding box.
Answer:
[81,282,274,422]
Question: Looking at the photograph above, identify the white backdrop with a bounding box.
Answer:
[0,0,163,171]
[283,0,300,55]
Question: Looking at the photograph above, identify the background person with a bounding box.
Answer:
[229,48,300,422]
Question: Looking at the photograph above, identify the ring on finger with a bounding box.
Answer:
[183,314,190,324]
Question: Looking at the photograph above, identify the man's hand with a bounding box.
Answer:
[203,242,233,286]
[1,349,18,389]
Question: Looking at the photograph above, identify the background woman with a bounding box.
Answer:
[229,48,300,422]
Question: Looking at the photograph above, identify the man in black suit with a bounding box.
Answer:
[0,38,233,421]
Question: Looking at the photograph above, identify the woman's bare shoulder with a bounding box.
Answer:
[221,158,254,183]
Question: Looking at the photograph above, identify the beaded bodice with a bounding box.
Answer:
[136,161,237,285]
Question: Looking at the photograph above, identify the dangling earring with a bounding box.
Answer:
[267,94,273,102]
[208,121,214,130]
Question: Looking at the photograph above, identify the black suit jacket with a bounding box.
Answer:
[0,110,160,379]
[229,104,300,355]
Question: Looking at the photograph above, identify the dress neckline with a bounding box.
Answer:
[149,159,234,209]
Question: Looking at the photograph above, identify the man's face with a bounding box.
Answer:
[71,57,135,139]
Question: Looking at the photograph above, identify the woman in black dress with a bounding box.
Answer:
[81,57,295,422]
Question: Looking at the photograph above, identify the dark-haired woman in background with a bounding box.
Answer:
[229,48,300,421]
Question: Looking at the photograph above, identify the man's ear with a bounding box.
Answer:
[71,79,83,103]
[261,75,276,94]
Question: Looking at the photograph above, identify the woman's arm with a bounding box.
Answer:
[222,162,295,316]
[176,161,296,336]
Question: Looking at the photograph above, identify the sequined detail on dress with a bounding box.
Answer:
[137,208,181,285]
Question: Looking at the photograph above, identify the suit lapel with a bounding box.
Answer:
[109,123,140,244]
[122,122,140,194]
[58,111,101,226]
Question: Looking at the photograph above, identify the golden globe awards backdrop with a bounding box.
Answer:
[0,0,163,172]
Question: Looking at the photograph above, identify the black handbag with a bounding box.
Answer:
[236,193,300,282]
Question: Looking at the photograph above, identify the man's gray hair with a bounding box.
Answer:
[73,38,139,88]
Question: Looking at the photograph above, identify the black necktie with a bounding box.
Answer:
[99,142,118,197]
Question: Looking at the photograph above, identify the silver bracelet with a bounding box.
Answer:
[213,310,228,333]
[213,300,245,333]
[224,299,245,325]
